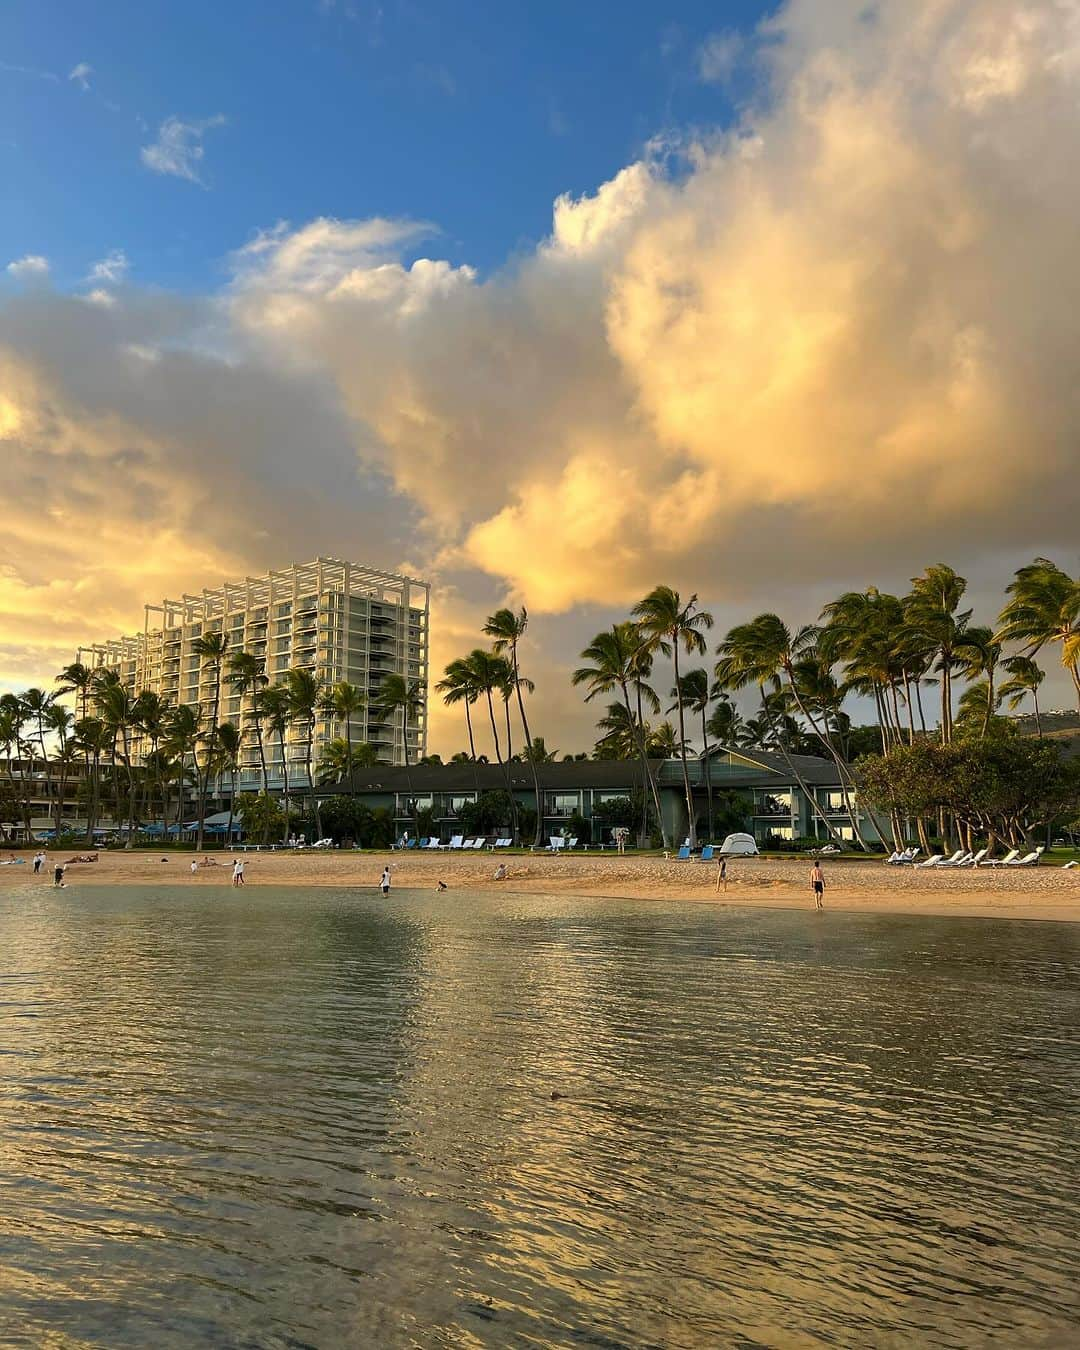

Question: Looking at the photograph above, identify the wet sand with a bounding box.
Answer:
[3,848,1078,922]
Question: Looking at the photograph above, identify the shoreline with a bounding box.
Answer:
[3,849,1078,923]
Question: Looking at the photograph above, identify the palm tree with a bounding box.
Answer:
[436,658,483,797]
[56,661,94,723]
[162,703,202,837]
[522,736,559,763]
[227,651,270,797]
[214,721,242,845]
[318,680,366,796]
[999,656,1045,734]
[45,705,75,831]
[191,631,229,850]
[72,715,107,842]
[133,689,170,825]
[373,672,424,841]
[0,700,31,840]
[317,736,378,784]
[285,667,324,842]
[954,626,1002,738]
[996,558,1080,708]
[633,587,713,848]
[21,688,55,796]
[647,721,688,757]
[484,607,544,846]
[93,671,137,840]
[670,668,715,842]
[903,565,973,742]
[716,619,853,848]
[572,625,668,847]
[593,701,642,760]
[259,684,292,843]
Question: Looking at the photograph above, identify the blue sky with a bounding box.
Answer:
[3,0,772,290]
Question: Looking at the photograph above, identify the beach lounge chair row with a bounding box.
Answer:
[885,847,921,865]
[915,846,1044,869]
[674,845,717,861]
[401,835,515,850]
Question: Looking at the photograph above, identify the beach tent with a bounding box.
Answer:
[718,833,759,856]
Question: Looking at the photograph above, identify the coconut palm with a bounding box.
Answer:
[483,607,544,845]
[647,721,687,757]
[572,625,668,847]
[132,689,170,825]
[56,661,94,723]
[522,736,559,763]
[633,587,713,848]
[93,672,137,840]
[214,721,242,845]
[318,680,366,796]
[706,693,744,747]
[820,589,912,751]
[317,736,378,784]
[670,668,715,842]
[20,688,55,786]
[45,704,75,831]
[999,656,1045,734]
[72,716,107,842]
[716,618,854,848]
[996,558,1080,708]
[903,565,973,742]
[285,667,324,842]
[259,684,292,843]
[162,703,202,836]
[718,612,869,842]
[227,651,270,797]
[373,672,425,841]
[953,625,1002,738]
[593,701,642,760]
[0,700,31,839]
[191,631,229,850]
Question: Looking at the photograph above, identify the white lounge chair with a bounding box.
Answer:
[886,847,919,865]
[448,835,464,850]
[1005,847,1044,867]
[567,837,578,850]
[549,836,566,853]
[957,848,989,867]
[494,837,511,849]
[981,848,1020,868]
[425,837,442,850]
[915,854,944,868]
[470,837,485,849]
[1064,860,1079,870]
[940,851,975,868]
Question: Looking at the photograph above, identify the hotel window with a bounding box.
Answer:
[822,789,855,812]
[450,794,476,812]
[757,791,793,815]
[546,792,580,816]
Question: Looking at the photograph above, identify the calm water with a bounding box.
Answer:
[0,885,1078,1348]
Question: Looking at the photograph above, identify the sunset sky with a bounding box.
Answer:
[3,0,1079,754]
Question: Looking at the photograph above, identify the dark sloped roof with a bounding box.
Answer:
[698,744,847,784]
[319,759,654,796]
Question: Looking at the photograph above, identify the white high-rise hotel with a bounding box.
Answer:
[79,558,429,790]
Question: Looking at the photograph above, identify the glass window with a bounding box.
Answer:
[546,792,580,816]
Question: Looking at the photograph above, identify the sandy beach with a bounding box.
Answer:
[2,847,1077,922]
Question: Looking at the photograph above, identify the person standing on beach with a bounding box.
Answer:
[33,851,44,874]
[809,861,826,910]
[53,864,66,888]
[232,859,245,887]
[380,866,391,896]
[715,858,727,893]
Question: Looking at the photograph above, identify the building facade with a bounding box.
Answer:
[78,557,430,791]
[319,747,889,847]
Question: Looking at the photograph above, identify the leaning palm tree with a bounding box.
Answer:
[227,650,270,797]
[0,698,31,839]
[999,655,1045,734]
[572,625,668,847]
[903,565,973,742]
[45,704,74,831]
[93,672,137,841]
[214,721,242,845]
[953,625,1002,738]
[21,688,55,788]
[259,684,292,844]
[634,587,713,848]
[191,631,229,850]
[484,607,544,846]
[996,558,1080,709]
[716,618,853,849]
[670,668,715,842]
[72,715,107,842]
[436,657,483,797]
[133,689,170,826]
[317,737,378,785]
[162,703,202,837]
[318,680,366,797]
[373,672,424,840]
[285,667,324,842]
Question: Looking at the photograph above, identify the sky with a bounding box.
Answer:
[2,0,1079,756]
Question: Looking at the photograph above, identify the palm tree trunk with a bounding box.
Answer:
[306,716,322,841]
[785,669,870,851]
[759,688,846,847]
[279,728,291,844]
[625,682,668,849]
[700,705,714,843]
[672,646,697,848]
[1032,685,1043,736]
[226,765,236,845]
[512,647,544,847]
[901,671,917,744]
[484,691,519,842]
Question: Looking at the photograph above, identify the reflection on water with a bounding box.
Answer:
[0,885,1077,1347]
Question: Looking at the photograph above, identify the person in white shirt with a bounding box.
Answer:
[380,867,391,895]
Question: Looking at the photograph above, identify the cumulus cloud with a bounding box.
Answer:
[140,114,225,184]
[6,255,50,280]
[87,249,128,284]
[4,0,1080,741]
[68,62,92,91]
[697,32,743,83]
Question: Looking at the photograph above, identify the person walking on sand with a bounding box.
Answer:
[715,857,727,893]
[190,859,199,875]
[33,851,44,874]
[232,859,245,887]
[809,861,826,910]
[380,866,391,896]
[53,864,66,888]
